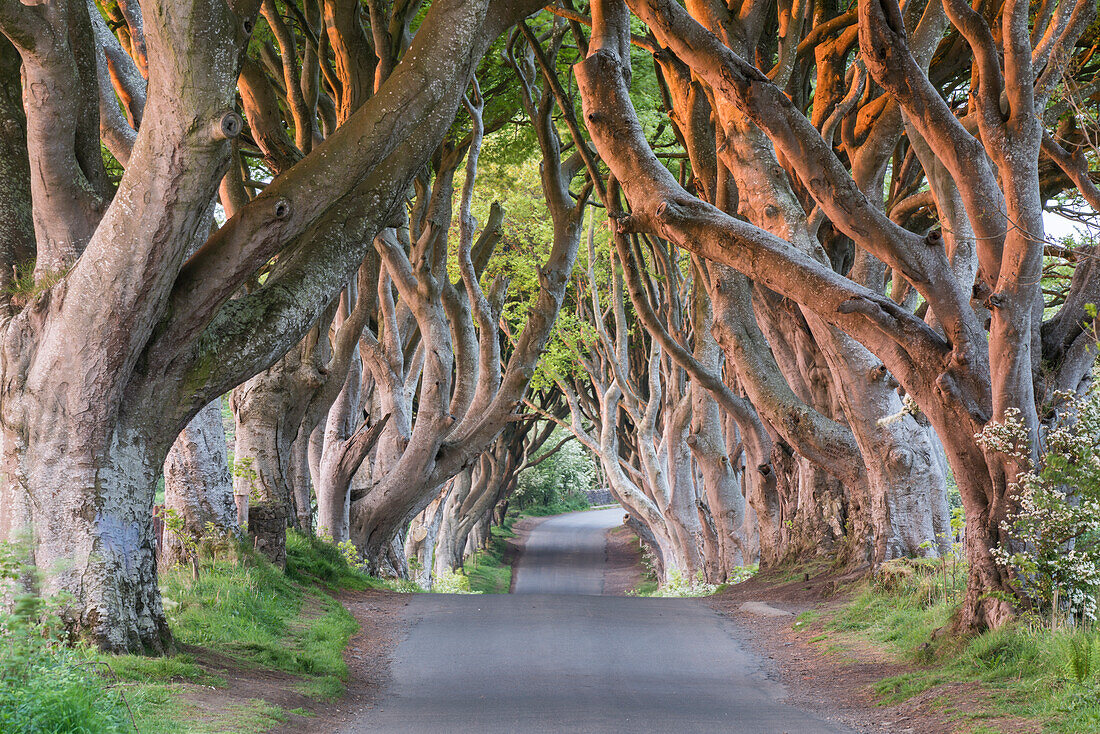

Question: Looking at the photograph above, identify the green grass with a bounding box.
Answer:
[817,558,1100,733]
[513,492,591,517]
[2,530,418,734]
[155,541,358,686]
[93,531,412,732]
[0,648,135,734]
[96,652,222,685]
[463,524,516,594]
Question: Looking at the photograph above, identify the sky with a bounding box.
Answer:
[1044,208,1097,244]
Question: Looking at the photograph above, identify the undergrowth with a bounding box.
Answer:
[0,536,138,733]
[1,530,416,734]
[825,558,1100,733]
[462,522,515,594]
[513,489,591,517]
[628,536,757,597]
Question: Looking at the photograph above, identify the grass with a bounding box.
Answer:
[0,648,135,733]
[77,531,414,733]
[512,492,591,517]
[815,557,1100,733]
[154,539,359,688]
[463,523,516,594]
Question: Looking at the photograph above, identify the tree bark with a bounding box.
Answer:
[162,400,237,566]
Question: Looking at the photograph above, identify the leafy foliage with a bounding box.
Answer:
[978,388,1100,621]
[432,569,481,594]
[513,432,597,513]
[641,569,720,598]
[0,538,134,733]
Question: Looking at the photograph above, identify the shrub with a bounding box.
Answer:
[432,569,481,594]
[0,539,134,733]
[644,569,719,598]
[514,431,596,513]
[977,388,1100,621]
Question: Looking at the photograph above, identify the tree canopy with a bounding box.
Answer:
[0,0,1096,651]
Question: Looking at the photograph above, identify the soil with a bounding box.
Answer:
[172,644,326,731]
[273,589,407,733]
[603,522,644,595]
[707,572,1041,734]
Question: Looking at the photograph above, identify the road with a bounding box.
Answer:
[344,508,853,733]
[511,507,624,594]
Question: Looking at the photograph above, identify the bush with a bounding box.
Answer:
[0,540,134,733]
[432,569,481,594]
[978,388,1100,621]
[641,569,719,598]
[514,431,596,513]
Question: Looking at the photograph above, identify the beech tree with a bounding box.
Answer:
[1,0,1096,655]
[0,0,542,652]
[573,0,1099,630]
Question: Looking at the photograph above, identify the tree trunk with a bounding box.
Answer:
[162,399,236,566]
[432,469,474,576]
[230,345,321,527]
[0,407,170,653]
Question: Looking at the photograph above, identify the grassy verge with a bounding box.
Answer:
[812,558,1100,733]
[626,531,756,597]
[511,492,591,518]
[2,531,412,734]
[463,521,517,594]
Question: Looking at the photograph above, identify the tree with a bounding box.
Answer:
[0,0,541,652]
[574,0,1098,630]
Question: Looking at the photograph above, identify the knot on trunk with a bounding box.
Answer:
[611,212,637,234]
[273,198,291,220]
[924,229,943,246]
[869,363,900,388]
[213,111,243,140]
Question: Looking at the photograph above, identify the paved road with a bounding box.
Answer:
[345,508,852,733]
[512,507,625,594]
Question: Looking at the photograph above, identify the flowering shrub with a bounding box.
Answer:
[432,569,481,594]
[726,564,759,585]
[647,569,719,598]
[336,538,370,572]
[978,389,1100,621]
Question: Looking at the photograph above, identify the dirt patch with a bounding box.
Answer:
[707,577,1040,734]
[291,589,409,733]
[603,523,643,595]
[171,645,324,731]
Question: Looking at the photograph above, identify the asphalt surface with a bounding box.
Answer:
[512,507,625,594]
[344,508,853,733]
